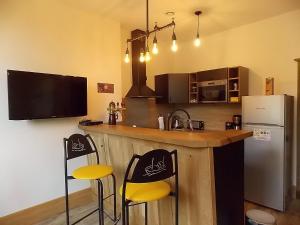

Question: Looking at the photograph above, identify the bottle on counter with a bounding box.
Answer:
[158,114,165,130]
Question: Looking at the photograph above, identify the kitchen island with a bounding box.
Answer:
[79,124,252,225]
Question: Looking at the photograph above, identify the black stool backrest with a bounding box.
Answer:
[124,149,178,183]
[121,149,179,225]
[64,134,99,163]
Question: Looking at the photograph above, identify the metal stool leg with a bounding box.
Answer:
[65,177,70,225]
[111,174,117,221]
[100,181,104,225]
[122,203,125,225]
[144,203,148,225]
[97,180,103,225]
[126,202,130,225]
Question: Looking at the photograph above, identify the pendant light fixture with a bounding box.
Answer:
[171,19,178,52]
[145,47,151,61]
[152,34,158,54]
[152,23,159,55]
[124,0,176,63]
[124,42,130,63]
[145,39,151,61]
[194,10,202,47]
[139,49,145,62]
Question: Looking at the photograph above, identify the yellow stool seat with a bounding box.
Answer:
[119,181,171,203]
[72,165,113,180]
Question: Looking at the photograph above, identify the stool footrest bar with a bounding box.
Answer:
[71,208,99,225]
[112,214,121,225]
[103,193,114,201]
[103,210,120,222]
[128,202,146,207]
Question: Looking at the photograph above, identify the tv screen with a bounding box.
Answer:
[7,70,87,120]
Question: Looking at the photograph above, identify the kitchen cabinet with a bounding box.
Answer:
[227,66,249,103]
[197,68,228,82]
[155,73,189,104]
[189,66,249,104]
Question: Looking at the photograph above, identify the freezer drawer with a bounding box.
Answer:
[242,95,285,126]
[243,124,285,211]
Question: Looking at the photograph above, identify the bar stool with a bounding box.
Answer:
[120,149,179,225]
[64,133,117,225]
[246,209,276,225]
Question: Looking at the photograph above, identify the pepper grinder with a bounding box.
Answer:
[108,101,118,125]
[232,115,242,130]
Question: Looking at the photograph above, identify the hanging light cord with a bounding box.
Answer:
[146,37,149,50]
[172,18,176,40]
[146,0,149,35]
[126,0,176,43]
[197,14,200,37]
[124,0,179,63]
[194,11,202,38]
[154,22,157,40]
[172,18,175,34]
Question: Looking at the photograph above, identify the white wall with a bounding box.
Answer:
[124,10,300,185]
[0,0,122,216]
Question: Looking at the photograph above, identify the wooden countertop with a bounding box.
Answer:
[79,124,252,148]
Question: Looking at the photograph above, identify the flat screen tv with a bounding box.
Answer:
[7,70,87,120]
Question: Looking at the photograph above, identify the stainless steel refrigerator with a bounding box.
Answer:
[242,95,293,211]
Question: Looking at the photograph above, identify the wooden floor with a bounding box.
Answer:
[34,201,119,225]
[245,200,300,225]
[34,200,300,225]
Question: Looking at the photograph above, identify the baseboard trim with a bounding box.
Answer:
[0,188,94,225]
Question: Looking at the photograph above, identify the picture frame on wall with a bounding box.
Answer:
[98,83,114,93]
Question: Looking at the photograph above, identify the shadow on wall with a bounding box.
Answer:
[123,98,241,130]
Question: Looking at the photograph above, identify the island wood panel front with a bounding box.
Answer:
[86,132,217,225]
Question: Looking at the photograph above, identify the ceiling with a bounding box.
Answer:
[60,0,300,40]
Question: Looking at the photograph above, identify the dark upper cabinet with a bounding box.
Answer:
[155,73,189,104]
[197,68,228,81]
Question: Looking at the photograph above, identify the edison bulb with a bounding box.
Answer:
[194,37,201,47]
[139,52,145,62]
[124,53,130,63]
[152,43,159,55]
[171,40,178,52]
[145,51,151,62]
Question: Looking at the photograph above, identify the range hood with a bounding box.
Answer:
[125,29,157,98]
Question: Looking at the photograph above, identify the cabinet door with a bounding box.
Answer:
[169,74,189,103]
[155,74,169,104]
[197,68,228,82]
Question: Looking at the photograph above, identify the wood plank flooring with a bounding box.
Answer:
[34,200,300,225]
[34,202,119,225]
[245,200,300,225]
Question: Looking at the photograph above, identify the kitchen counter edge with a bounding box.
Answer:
[79,124,252,148]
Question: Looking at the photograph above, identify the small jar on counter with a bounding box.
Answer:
[225,121,234,130]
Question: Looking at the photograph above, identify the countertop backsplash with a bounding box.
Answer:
[123,98,241,130]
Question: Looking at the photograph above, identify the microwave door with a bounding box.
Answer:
[198,80,227,103]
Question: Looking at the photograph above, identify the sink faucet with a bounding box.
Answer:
[167,109,193,131]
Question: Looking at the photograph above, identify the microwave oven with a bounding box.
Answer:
[198,79,227,103]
